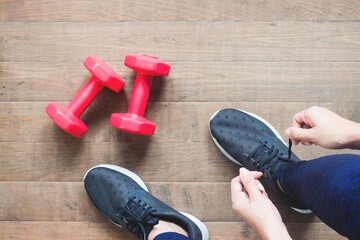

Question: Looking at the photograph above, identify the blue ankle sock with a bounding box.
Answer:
[153,232,190,240]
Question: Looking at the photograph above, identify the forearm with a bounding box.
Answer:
[342,120,360,150]
[255,223,292,240]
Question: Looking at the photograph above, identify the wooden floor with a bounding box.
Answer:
[1,1,360,239]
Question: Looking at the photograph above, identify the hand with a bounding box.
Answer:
[231,168,291,240]
[285,106,360,149]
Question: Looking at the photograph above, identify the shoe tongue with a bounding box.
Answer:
[258,147,274,160]
[253,143,278,163]
[128,191,201,240]
[120,196,160,240]
[124,213,159,239]
[252,141,286,178]
[142,217,159,239]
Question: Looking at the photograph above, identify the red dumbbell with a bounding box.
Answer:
[46,56,125,138]
[110,54,171,135]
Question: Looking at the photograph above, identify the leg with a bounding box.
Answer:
[277,154,360,239]
[154,232,191,240]
[149,221,190,240]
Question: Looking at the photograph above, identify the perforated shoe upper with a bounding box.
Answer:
[209,109,309,211]
[84,165,206,240]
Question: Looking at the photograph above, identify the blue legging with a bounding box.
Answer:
[155,154,360,240]
[277,154,360,240]
[154,232,189,240]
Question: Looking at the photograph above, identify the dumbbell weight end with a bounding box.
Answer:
[46,102,88,138]
[110,113,156,136]
[46,56,124,138]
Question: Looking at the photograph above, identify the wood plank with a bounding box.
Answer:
[0,221,133,240]
[1,0,359,22]
[2,61,360,102]
[1,0,356,239]
[0,182,319,223]
[0,141,239,182]
[0,221,345,240]
[211,222,345,240]
[1,22,360,62]
[0,102,359,143]
[0,141,352,182]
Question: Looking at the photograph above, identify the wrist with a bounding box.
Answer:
[343,121,360,149]
[256,223,292,240]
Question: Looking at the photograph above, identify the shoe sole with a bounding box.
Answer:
[209,109,312,215]
[181,212,209,240]
[84,164,210,239]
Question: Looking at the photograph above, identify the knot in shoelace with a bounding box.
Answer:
[116,196,159,240]
[248,139,293,177]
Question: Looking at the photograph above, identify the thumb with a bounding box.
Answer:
[239,168,262,199]
[286,127,314,143]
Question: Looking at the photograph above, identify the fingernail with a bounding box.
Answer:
[240,168,250,176]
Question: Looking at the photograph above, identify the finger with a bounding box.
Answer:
[231,176,249,205]
[250,171,263,179]
[239,168,262,199]
[263,191,268,198]
[232,191,249,212]
[231,176,242,198]
[242,170,264,192]
[285,128,299,145]
[286,127,314,144]
[292,110,306,128]
[255,180,266,194]
[239,169,263,179]
[258,182,265,193]
[239,167,263,178]
[300,140,313,146]
[238,169,263,182]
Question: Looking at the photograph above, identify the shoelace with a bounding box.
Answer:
[288,139,292,159]
[116,196,159,240]
[249,139,294,177]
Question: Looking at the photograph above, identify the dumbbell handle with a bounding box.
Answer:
[68,76,103,117]
[128,73,153,117]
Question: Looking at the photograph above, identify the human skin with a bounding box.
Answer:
[151,106,360,240]
[285,106,360,149]
[231,168,292,240]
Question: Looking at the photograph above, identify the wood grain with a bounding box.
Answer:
[0,102,359,142]
[0,182,319,223]
[1,62,360,102]
[1,22,360,62]
[0,141,353,182]
[0,221,345,240]
[1,0,359,22]
[1,0,359,238]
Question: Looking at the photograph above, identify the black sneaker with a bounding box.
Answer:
[209,108,311,214]
[84,164,209,240]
